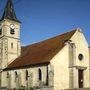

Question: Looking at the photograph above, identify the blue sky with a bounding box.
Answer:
[0,0,90,46]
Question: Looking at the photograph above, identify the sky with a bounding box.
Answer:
[0,0,90,46]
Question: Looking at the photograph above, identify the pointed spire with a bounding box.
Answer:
[0,0,20,22]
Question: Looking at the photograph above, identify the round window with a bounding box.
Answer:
[78,54,84,61]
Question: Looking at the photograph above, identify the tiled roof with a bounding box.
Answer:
[5,30,76,70]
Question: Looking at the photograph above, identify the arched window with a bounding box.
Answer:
[15,71,18,78]
[7,72,11,88]
[38,69,42,81]
[26,70,28,80]
[15,71,18,82]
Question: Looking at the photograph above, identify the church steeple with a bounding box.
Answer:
[0,0,21,69]
[0,0,20,22]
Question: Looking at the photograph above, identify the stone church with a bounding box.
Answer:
[0,0,90,90]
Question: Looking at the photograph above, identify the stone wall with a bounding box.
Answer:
[1,65,53,89]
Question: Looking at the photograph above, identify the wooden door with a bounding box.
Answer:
[78,69,83,88]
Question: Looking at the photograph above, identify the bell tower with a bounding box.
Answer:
[0,0,21,69]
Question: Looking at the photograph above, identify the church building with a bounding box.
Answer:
[0,0,90,90]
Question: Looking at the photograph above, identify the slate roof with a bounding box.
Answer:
[0,0,20,22]
[5,30,76,70]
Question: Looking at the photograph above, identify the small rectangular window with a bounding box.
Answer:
[11,43,13,48]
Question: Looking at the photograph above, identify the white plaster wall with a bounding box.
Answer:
[50,45,70,90]
[50,29,90,89]
[71,30,90,88]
